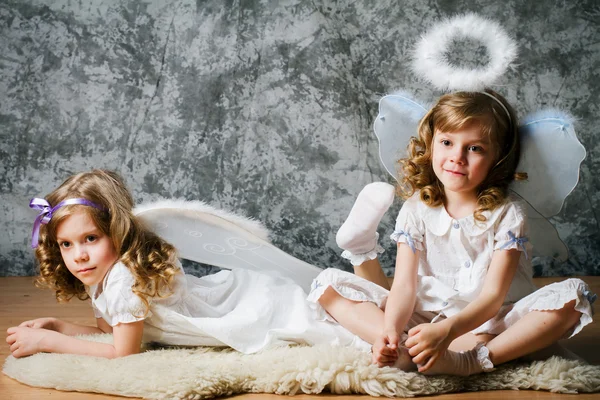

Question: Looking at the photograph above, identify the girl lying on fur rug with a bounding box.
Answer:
[7,169,372,359]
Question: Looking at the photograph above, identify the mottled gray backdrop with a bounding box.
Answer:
[1,0,599,277]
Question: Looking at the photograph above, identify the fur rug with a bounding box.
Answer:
[3,334,600,399]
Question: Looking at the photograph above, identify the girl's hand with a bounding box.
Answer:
[405,322,453,372]
[371,331,400,367]
[6,326,59,358]
[18,317,60,331]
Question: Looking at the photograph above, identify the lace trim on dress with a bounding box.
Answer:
[340,233,385,266]
[472,278,595,339]
[109,310,150,327]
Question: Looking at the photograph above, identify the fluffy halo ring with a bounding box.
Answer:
[411,13,517,92]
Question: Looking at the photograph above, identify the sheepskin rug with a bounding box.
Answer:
[3,334,600,399]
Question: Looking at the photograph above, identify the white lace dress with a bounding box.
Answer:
[87,262,370,354]
[307,193,595,337]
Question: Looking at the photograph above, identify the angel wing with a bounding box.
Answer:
[134,200,321,291]
[373,95,585,261]
[509,110,585,261]
[373,91,430,178]
[513,193,569,261]
[512,110,586,218]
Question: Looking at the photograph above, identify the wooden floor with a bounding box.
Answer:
[1,276,599,400]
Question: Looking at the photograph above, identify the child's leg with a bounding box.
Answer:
[318,286,384,343]
[353,258,390,290]
[318,286,414,370]
[423,300,581,376]
[448,332,495,352]
[450,332,583,361]
[336,182,395,289]
[484,300,581,365]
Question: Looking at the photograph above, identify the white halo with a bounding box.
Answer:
[411,13,517,91]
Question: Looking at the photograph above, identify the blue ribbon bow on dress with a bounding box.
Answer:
[499,230,529,259]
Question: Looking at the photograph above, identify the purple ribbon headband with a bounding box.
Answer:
[29,198,106,249]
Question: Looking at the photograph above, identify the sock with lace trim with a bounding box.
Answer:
[420,343,494,377]
[336,182,395,265]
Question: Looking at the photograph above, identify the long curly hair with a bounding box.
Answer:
[34,170,180,314]
[397,89,527,222]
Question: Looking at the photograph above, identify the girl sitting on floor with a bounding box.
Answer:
[309,89,596,376]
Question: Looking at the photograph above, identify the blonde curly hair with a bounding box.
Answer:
[34,170,179,314]
[397,89,527,222]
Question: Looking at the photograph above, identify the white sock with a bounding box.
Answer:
[421,343,494,377]
[336,182,395,262]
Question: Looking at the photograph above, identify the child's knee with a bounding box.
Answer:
[547,299,581,330]
[561,299,581,322]
[317,287,349,322]
[318,286,359,318]
[317,286,342,311]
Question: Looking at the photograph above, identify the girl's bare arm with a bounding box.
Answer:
[18,317,104,335]
[8,320,144,358]
[19,314,119,335]
[42,320,143,358]
[383,243,420,336]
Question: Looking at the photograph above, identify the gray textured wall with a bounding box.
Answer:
[1,0,598,277]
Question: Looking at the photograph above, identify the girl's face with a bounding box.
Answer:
[55,210,118,287]
[432,123,495,200]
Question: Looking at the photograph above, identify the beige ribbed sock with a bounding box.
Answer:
[394,345,418,371]
[421,343,494,376]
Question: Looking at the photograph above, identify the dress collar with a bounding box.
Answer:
[419,197,507,237]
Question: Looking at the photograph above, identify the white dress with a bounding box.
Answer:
[87,261,370,354]
[307,193,595,338]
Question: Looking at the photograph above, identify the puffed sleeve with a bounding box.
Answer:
[390,193,425,253]
[102,263,152,326]
[493,200,532,257]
